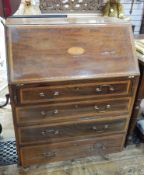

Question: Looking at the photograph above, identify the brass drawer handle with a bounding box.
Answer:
[91,143,106,151]
[39,92,46,97]
[54,91,59,96]
[95,85,115,93]
[75,87,80,91]
[41,110,59,116]
[41,111,47,116]
[94,104,111,112]
[91,143,109,160]
[39,91,60,97]
[41,152,56,159]
[109,86,115,92]
[96,87,102,92]
[53,109,59,114]
[106,104,111,109]
[41,129,59,136]
[92,124,109,132]
[94,105,100,110]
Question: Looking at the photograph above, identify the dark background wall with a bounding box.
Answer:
[0,1,4,17]
[140,13,144,34]
[0,0,21,18]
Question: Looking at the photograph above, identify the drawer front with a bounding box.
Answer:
[19,80,131,104]
[18,118,127,145]
[20,134,124,166]
[16,98,131,125]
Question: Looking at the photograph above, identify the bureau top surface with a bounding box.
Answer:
[6,17,139,84]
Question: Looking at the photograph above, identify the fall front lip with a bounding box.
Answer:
[9,14,68,18]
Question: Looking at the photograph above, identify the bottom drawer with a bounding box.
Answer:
[20,134,125,166]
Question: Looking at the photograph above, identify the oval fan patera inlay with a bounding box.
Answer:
[67,47,85,56]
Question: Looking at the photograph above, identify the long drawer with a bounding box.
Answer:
[15,98,131,125]
[18,79,131,105]
[20,134,124,166]
[18,118,127,145]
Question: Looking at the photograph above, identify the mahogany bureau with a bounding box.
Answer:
[5,17,139,167]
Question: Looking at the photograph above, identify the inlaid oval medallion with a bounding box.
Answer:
[67,47,85,56]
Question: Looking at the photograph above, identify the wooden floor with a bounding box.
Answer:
[0,146,144,175]
[1,87,144,175]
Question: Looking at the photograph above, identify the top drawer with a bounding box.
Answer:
[16,79,131,105]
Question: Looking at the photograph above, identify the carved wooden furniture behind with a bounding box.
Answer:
[6,17,139,167]
[39,0,103,13]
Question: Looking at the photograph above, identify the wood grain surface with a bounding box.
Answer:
[20,134,124,166]
[6,17,140,166]
[6,17,139,84]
